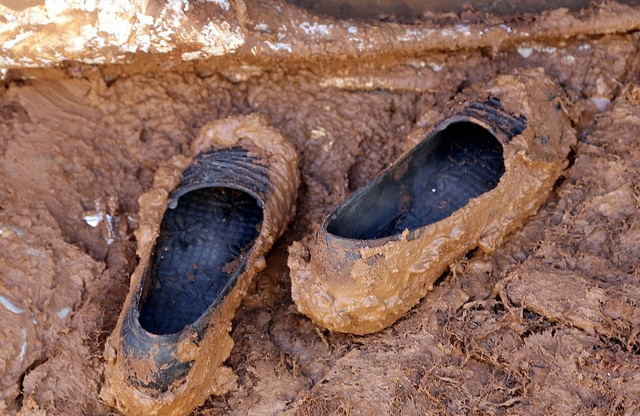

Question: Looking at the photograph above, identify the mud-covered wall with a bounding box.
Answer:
[2,0,640,78]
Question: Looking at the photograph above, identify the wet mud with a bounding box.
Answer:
[0,1,640,414]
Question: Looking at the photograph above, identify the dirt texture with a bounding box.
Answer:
[0,1,639,415]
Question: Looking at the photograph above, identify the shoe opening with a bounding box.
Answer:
[326,121,504,240]
[139,187,263,335]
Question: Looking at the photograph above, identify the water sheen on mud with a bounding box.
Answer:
[288,0,631,20]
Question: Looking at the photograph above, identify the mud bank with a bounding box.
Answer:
[0,1,639,415]
[2,0,640,81]
[289,0,640,20]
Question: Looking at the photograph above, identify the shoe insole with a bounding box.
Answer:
[327,121,505,240]
[139,187,262,335]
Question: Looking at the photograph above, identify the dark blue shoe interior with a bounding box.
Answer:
[139,187,262,335]
[327,121,505,240]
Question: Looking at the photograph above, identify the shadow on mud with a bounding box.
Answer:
[287,0,640,21]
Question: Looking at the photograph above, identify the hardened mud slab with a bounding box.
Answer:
[1,0,640,413]
[2,1,640,77]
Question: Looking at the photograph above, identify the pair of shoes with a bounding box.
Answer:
[102,71,575,415]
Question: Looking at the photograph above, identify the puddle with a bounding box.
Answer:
[287,0,634,20]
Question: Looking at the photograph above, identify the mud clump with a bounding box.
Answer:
[0,6,640,415]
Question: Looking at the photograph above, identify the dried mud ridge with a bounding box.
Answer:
[1,2,640,415]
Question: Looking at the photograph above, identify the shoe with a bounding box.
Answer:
[101,114,299,415]
[288,70,576,335]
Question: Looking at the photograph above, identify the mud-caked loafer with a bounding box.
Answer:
[101,114,299,415]
[288,70,576,335]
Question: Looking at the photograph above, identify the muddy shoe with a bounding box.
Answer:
[288,70,576,335]
[101,114,299,415]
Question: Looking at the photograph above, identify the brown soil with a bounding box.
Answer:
[0,1,639,415]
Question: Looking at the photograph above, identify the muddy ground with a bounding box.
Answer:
[1,2,640,415]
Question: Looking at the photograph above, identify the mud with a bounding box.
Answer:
[0,1,639,415]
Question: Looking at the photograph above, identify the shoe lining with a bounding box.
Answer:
[139,187,262,335]
[327,121,505,240]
